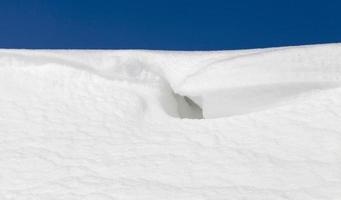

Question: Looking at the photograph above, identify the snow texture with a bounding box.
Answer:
[0,43,341,199]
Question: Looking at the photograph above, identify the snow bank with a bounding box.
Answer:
[178,45,341,118]
[0,44,341,199]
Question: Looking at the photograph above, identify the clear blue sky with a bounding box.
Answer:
[0,0,340,50]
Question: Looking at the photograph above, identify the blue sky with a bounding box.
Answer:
[0,0,340,50]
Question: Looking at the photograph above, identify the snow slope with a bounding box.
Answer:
[0,43,341,199]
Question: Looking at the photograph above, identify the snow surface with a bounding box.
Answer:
[0,43,341,199]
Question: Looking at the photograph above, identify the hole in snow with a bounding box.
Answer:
[174,94,203,119]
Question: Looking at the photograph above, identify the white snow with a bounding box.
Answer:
[0,43,341,199]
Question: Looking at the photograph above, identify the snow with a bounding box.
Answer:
[0,43,341,199]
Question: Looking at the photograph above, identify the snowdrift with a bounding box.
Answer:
[0,44,341,199]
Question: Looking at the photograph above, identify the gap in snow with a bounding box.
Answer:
[174,94,203,119]
[159,87,203,119]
